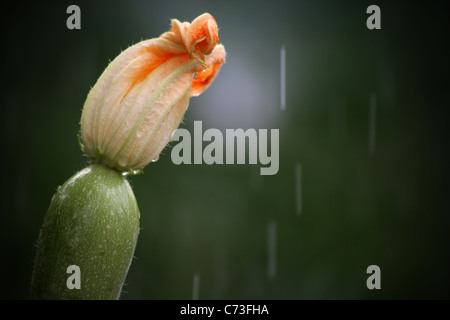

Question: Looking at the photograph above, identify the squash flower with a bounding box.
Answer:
[80,13,226,173]
[30,13,225,300]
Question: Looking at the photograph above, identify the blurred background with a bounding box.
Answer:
[1,0,449,299]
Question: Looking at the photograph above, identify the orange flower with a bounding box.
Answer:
[80,13,226,173]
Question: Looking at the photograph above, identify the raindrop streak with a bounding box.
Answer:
[267,220,277,280]
[295,163,302,216]
[280,46,286,110]
[192,273,200,300]
[369,93,377,156]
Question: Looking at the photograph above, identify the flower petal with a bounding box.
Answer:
[187,13,219,56]
[104,55,198,171]
[191,44,226,97]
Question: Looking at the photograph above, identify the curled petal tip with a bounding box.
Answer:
[191,44,226,97]
[188,13,219,56]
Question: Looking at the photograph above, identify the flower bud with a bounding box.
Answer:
[80,13,225,173]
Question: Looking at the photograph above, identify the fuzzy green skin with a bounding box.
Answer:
[30,164,140,300]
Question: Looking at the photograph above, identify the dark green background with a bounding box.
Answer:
[1,0,449,299]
